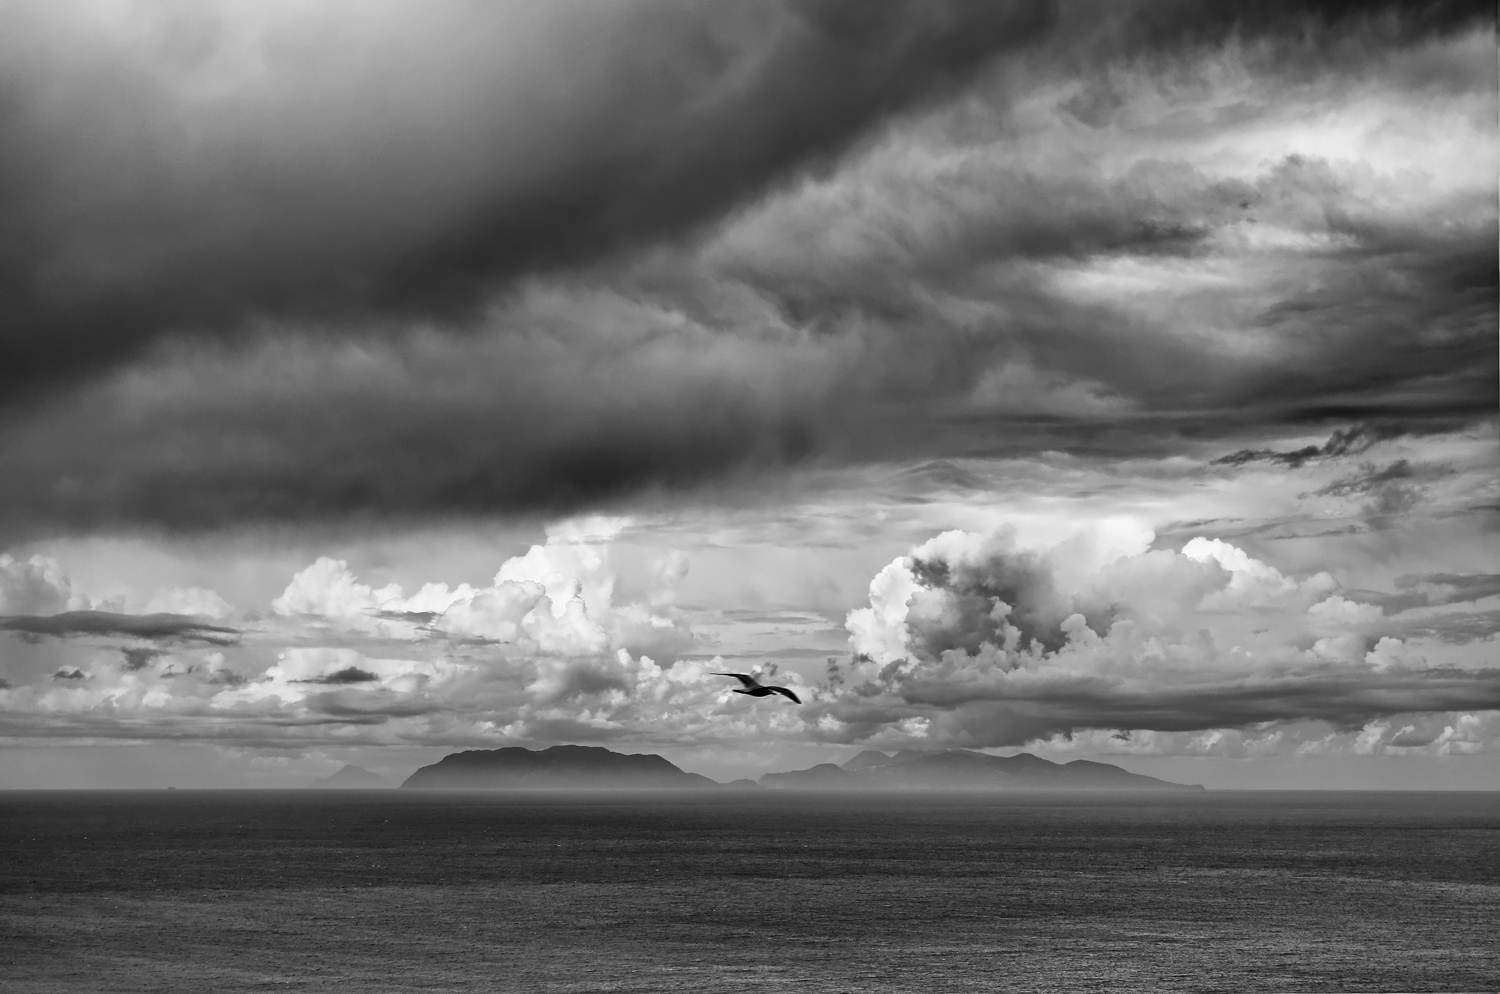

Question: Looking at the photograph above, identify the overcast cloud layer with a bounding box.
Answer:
[0,1,1495,785]
[0,0,1492,533]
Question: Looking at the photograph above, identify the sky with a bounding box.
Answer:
[0,0,1495,789]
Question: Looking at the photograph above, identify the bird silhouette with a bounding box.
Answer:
[715,672,801,704]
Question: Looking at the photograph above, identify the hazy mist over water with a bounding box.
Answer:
[3,790,1497,992]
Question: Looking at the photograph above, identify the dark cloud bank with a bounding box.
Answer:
[295,667,381,686]
[0,610,239,643]
[0,0,1054,390]
[0,0,1493,534]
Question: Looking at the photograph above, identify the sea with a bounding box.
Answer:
[1,790,1496,993]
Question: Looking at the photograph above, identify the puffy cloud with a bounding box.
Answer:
[1341,711,1499,757]
[0,554,83,615]
[1,508,1494,761]
[830,523,1500,748]
[1433,713,1489,755]
[1023,711,1497,761]
[272,557,475,637]
[0,554,243,708]
[1180,537,1336,610]
[441,582,608,657]
[846,557,923,666]
[0,637,815,754]
[143,586,233,619]
[0,511,843,751]
[270,516,684,658]
[1354,720,1391,755]
[2,553,236,625]
[1365,636,1423,672]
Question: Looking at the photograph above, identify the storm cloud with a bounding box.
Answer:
[0,1,1492,535]
[0,0,1057,392]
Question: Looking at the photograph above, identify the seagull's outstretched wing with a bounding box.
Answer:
[768,686,801,704]
[715,672,760,689]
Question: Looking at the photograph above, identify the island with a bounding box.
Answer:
[400,745,718,789]
[395,744,1202,791]
[308,764,390,788]
[760,749,1203,790]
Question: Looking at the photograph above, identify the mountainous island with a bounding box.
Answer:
[761,749,1203,790]
[401,745,718,789]
[398,744,1202,790]
[308,764,390,789]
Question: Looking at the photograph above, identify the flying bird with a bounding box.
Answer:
[715,672,801,704]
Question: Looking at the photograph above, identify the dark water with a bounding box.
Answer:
[2,791,1497,993]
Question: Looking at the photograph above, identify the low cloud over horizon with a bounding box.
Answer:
[1,1,1495,787]
[3,453,1497,779]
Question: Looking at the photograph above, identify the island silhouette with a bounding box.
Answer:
[307,764,390,789]
[399,745,1202,790]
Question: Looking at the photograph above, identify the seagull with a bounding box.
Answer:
[715,672,801,704]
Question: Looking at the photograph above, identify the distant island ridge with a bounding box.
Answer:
[308,764,390,789]
[761,749,1202,790]
[397,745,1203,790]
[401,745,718,789]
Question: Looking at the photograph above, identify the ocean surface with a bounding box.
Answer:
[1,790,1497,993]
